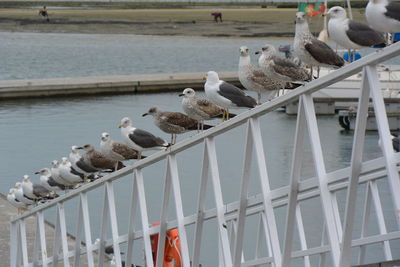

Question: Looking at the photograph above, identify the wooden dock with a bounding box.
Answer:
[0,72,240,99]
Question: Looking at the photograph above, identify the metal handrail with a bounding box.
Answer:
[10,42,400,223]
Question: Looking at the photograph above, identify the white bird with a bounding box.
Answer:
[119,117,170,159]
[21,175,58,201]
[35,168,73,191]
[59,157,85,185]
[179,88,232,130]
[294,11,345,77]
[50,160,72,186]
[69,145,99,176]
[328,6,386,50]
[239,46,287,103]
[204,71,257,120]
[100,132,142,162]
[366,0,400,34]
[7,188,28,211]
[257,44,311,84]
[142,106,213,144]
[14,182,35,205]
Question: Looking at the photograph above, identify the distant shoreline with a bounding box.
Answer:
[0,7,367,38]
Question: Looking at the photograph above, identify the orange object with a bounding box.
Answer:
[151,223,182,266]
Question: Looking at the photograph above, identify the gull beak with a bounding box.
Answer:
[34,171,40,174]
[76,146,84,149]
[178,93,184,97]
[202,76,206,80]
[142,113,148,117]
[255,51,261,55]
[118,124,123,128]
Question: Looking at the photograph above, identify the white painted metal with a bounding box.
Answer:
[282,97,307,267]
[9,43,400,267]
[339,67,370,267]
[303,93,341,267]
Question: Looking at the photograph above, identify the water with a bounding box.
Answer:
[1,32,400,265]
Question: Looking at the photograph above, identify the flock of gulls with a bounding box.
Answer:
[7,0,400,212]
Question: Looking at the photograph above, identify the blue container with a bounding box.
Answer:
[343,51,362,62]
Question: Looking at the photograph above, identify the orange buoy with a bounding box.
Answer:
[151,222,182,266]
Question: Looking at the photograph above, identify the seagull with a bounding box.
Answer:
[119,117,170,159]
[59,157,85,185]
[257,44,312,84]
[35,168,73,191]
[21,175,58,202]
[78,144,124,172]
[14,182,35,205]
[294,11,345,77]
[179,88,235,130]
[69,145,99,176]
[204,71,257,120]
[7,188,28,211]
[239,46,287,104]
[143,106,213,144]
[50,160,73,186]
[100,132,143,162]
[328,6,386,51]
[366,0,400,35]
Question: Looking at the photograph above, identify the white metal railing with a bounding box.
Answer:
[10,42,400,267]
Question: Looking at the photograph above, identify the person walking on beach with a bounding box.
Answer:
[39,6,50,22]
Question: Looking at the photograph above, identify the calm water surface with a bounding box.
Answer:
[1,32,399,265]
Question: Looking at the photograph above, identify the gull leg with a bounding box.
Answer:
[257,92,261,105]
[226,109,230,120]
[170,134,174,144]
[317,66,320,79]
[138,152,142,160]
[310,66,313,79]
[201,121,204,131]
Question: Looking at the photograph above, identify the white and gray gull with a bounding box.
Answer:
[204,71,257,120]
[100,132,143,161]
[179,88,234,130]
[239,46,287,104]
[143,106,212,144]
[328,6,386,50]
[78,144,124,172]
[119,117,170,159]
[21,175,58,202]
[35,168,73,192]
[69,145,99,177]
[366,0,400,34]
[294,12,345,76]
[256,44,312,84]
[7,188,28,211]
[14,182,35,205]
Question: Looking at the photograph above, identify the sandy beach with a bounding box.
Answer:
[0,7,367,37]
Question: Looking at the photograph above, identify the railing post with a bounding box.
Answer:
[10,221,18,267]
[368,64,400,228]
[339,66,370,267]
[282,96,307,267]
[303,93,341,267]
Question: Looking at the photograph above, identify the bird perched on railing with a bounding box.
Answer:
[294,12,345,77]
[21,175,58,202]
[35,168,74,192]
[327,6,386,50]
[256,44,312,84]
[143,106,212,144]
[239,46,287,104]
[100,132,143,162]
[366,0,400,37]
[204,71,257,121]
[78,144,125,172]
[69,145,100,178]
[14,182,35,205]
[119,117,170,159]
[59,157,86,185]
[50,160,72,186]
[7,188,28,212]
[179,88,235,130]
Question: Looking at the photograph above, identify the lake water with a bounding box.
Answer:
[1,32,399,265]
